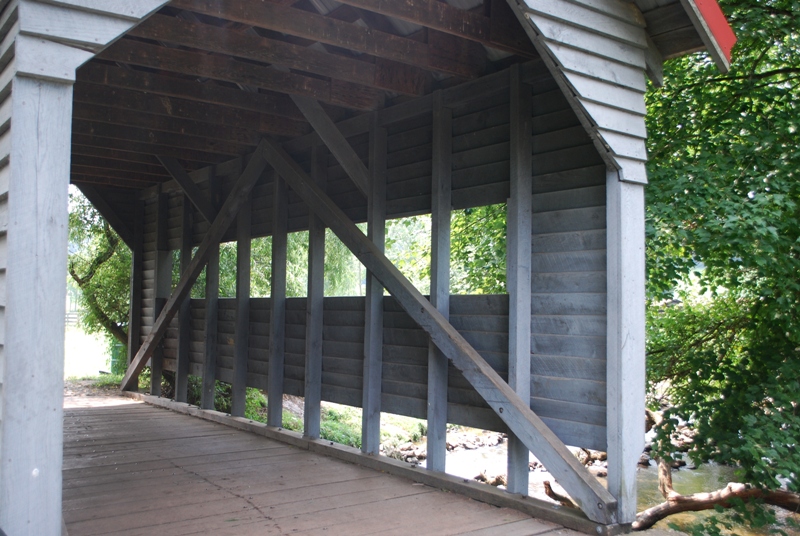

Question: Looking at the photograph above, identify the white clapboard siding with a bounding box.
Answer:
[13,0,169,80]
[17,1,134,51]
[527,0,647,47]
[0,1,169,533]
[43,0,164,20]
[0,0,12,491]
[508,0,651,184]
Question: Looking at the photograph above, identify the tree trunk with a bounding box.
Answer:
[633,459,800,531]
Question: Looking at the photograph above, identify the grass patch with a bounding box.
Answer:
[70,372,150,390]
[74,375,422,452]
[320,406,361,448]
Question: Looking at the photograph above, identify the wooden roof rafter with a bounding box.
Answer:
[70,0,542,192]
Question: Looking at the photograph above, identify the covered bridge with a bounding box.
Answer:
[0,0,735,534]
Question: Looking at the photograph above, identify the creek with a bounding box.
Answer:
[434,443,788,535]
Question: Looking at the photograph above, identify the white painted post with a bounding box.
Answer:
[606,169,646,524]
[0,73,76,536]
[507,64,533,495]
[0,4,169,530]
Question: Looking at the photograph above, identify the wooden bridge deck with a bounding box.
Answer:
[62,397,580,536]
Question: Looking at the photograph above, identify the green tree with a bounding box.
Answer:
[68,189,131,346]
[641,0,800,531]
[450,204,506,295]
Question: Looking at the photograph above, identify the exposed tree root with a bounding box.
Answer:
[543,481,577,509]
[633,459,800,531]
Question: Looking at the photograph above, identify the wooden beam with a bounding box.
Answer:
[202,171,221,410]
[291,95,370,196]
[129,14,430,97]
[175,195,193,403]
[426,91,451,473]
[73,82,310,138]
[361,113,386,455]
[267,175,288,427]
[282,61,549,154]
[71,144,170,168]
[73,120,245,158]
[98,38,382,111]
[73,103,281,148]
[506,64,532,495]
[158,156,216,223]
[75,183,133,248]
[169,0,484,79]
[231,197,251,417]
[72,134,225,166]
[70,175,164,190]
[152,193,173,396]
[304,146,326,439]
[606,170,646,523]
[78,63,305,122]
[71,164,169,183]
[260,139,617,524]
[120,140,270,391]
[127,200,145,367]
[332,0,539,57]
[72,154,172,178]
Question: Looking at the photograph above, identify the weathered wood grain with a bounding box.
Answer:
[507,64,532,494]
[121,142,269,391]
[304,147,326,438]
[427,91,451,473]
[260,139,617,523]
[268,176,288,426]
[231,199,251,417]
[605,170,646,522]
[361,114,386,454]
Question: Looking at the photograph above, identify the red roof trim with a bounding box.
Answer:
[694,0,737,61]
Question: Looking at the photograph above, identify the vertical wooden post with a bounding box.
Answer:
[506,64,533,494]
[268,176,288,426]
[304,146,327,438]
[0,74,79,535]
[152,192,173,396]
[361,113,387,454]
[202,172,221,410]
[231,198,252,416]
[175,195,193,403]
[606,170,646,523]
[127,200,145,367]
[426,91,452,473]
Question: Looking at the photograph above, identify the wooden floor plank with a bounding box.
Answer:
[62,398,578,536]
[459,519,576,536]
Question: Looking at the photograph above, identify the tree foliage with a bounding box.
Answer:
[450,204,506,295]
[68,189,130,345]
[644,0,800,530]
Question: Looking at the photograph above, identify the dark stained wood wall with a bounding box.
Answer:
[138,64,608,451]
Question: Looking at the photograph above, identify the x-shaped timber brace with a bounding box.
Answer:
[122,137,618,525]
[121,139,269,391]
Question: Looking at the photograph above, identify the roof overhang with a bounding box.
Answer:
[636,0,736,73]
[680,0,737,71]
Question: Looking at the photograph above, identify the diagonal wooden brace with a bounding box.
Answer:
[157,156,217,222]
[120,140,270,391]
[290,95,369,196]
[261,139,618,524]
